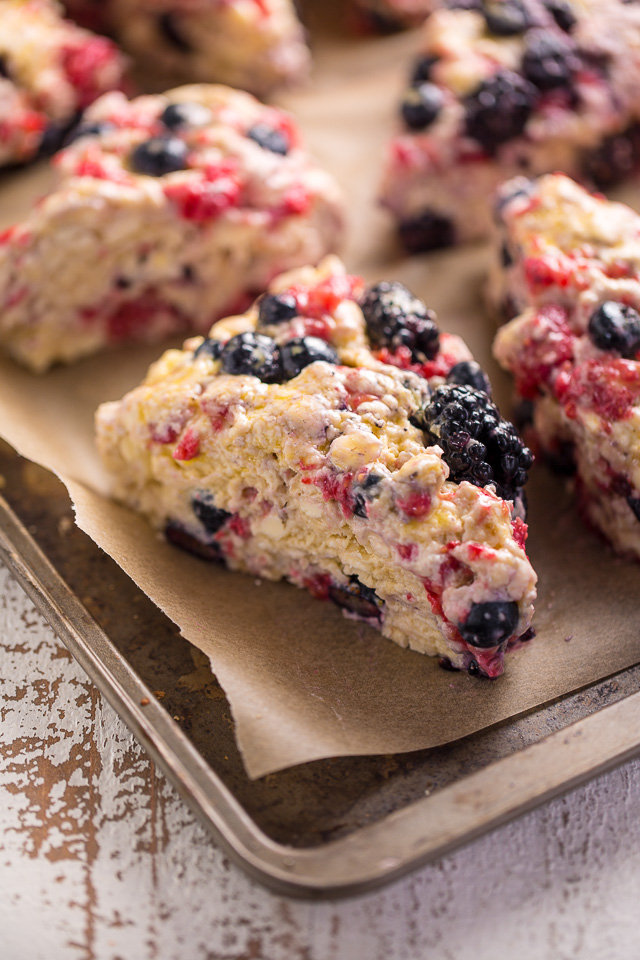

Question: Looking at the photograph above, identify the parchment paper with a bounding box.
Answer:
[1,26,640,779]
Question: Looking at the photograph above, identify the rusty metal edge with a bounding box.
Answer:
[2,491,640,900]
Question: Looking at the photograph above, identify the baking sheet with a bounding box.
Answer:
[1,26,640,779]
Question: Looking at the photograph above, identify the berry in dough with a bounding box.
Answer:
[0,84,343,372]
[492,172,640,558]
[0,0,125,168]
[62,0,310,96]
[380,0,640,251]
[96,257,537,678]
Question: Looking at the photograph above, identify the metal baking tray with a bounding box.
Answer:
[2,437,640,898]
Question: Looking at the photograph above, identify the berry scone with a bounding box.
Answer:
[0,85,343,372]
[96,257,537,678]
[491,172,640,558]
[380,0,640,252]
[62,0,309,96]
[0,0,125,168]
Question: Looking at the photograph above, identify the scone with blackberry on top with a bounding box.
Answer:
[96,257,537,679]
[0,84,343,372]
[0,0,125,168]
[380,0,640,251]
[492,172,640,559]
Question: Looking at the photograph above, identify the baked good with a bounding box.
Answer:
[380,0,640,252]
[96,257,537,678]
[0,84,343,372]
[62,0,310,96]
[0,0,125,168]
[492,172,640,558]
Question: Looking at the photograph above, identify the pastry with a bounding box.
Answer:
[0,0,125,168]
[380,0,640,251]
[0,84,343,372]
[492,172,640,558]
[97,257,537,678]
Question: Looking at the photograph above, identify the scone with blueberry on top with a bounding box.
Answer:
[96,257,537,678]
[0,84,343,372]
[492,173,640,558]
[380,0,640,251]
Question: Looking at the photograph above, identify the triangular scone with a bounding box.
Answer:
[0,0,125,168]
[492,173,640,558]
[0,84,343,372]
[380,0,640,251]
[62,0,309,95]
[97,257,537,678]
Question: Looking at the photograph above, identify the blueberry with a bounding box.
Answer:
[257,293,298,327]
[483,0,532,35]
[588,301,640,358]
[522,31,574,90]
[411,55,439,86]
[360,281,441,360]
[543,0,576,31]
[501,242,514,268]
[220,332,281,382]
[329,576,384,621]
[401,83,444,130]
[411,383,533,504]
[165,522,222,561]
[352,471,383,519]
[628,497,640,521]
[465,70,536,152]
[158,12,192,51]
[0,56,9,79]
[247,124,290,156]
[398,210,455,252]
[160,101,212,131]
[191,491,231,534]
[65,121,113,145]
[194,338,223,360]
[458,600,519,648]
[280,337,339,380]
[446,360,492,396]
[130,137,189,176]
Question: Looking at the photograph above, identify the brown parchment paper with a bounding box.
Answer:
[1,25,640,779]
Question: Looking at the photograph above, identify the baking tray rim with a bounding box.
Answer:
[2,490,640,900]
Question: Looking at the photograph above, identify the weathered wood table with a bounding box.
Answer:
[1,560,639,960]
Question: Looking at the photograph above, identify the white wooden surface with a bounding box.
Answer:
[1,560,639,960]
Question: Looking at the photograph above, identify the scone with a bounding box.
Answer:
[62,0,310,96]
[492,172,640,558]
[0,0,125,168]
[380,0,640,251]
[96,257,537,678]
[0,84,343,372]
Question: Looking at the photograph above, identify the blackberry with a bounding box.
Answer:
[257,293,298,327]
[352,471,383,519]
[411,383,533,504]
[588,301,640,358]
[446,360,492,396]
[483,0,532,36]
[360,281,440,360]
[465,70,536,152]
[583,125,640,188]
[130,137,189,176]
[543,0,577,31]
[160,101,212,130]
[522,31,574,90]
[158,12,192,51]
[410,55,439,86]
[247,124,290,156]
[280,337,339,380]
[0,57,8,79]
[193,338,223,361]
[191,491,231,534]
[459,601,519,648]
[398,209,455,252]
[329,576,384,621]
[220,332,281,382]
[401,83,443,130]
